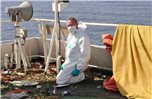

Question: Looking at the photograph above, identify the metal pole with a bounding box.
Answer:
[44,0,62,73]
[55,0,62,73]
[14,24,21,69]
[44,0,59,73]
[42,21,48,64]
[54,0,61,57]
[44,25,55,73]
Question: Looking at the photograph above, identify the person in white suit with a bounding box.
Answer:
[56,17,91,85]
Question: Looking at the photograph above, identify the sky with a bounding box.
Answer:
[2,0,151,1]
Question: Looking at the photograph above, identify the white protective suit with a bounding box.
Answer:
[56,28,91,85]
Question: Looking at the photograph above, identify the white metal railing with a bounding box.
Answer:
[0,18,118,26]
[31,18,118,26]
[1,18,113,71]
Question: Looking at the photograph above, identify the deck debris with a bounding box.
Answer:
[1,61,125,98]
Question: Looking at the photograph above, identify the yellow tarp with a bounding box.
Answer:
[112,24,152,99]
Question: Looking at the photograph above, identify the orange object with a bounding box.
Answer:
[101,34,113,53]
[102,34,113,40]
[102,34,118,92]
[102,34,113,47]
[103,39,113,47]
[8,89,28,94]
[103,76,118,92]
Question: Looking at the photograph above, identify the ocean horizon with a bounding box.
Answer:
[1,1,152,45]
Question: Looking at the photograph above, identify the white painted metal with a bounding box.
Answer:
[31,18,117,27]
[0,37,112,71]
[44,0,66,73]
[1,18,114,71]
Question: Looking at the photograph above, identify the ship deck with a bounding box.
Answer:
[1,59,126,99]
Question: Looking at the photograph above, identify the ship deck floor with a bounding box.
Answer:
[1,61,126,99]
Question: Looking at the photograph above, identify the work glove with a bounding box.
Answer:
[60,65,63,70]
[71,65,80,76]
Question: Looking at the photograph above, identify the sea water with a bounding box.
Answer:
[1,1,152,45]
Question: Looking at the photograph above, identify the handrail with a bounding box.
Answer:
[1,20,11,23]
[83,22,118,26]
[32,18,67,23]
[1,18,118,27]
[31,18,118,26]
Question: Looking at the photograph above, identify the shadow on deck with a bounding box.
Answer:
[53,80,126,99]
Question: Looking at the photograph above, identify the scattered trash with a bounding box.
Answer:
[52,85,71,96]
[102,75,107,79]
[10,81,23,86]
[10,80,39,87]
[61,90,71,96]
[6,89,30,99]
[36,85,41,89]
[2,70,11,75]
[39,65,43,69]
[23,81,39,87]
[1,62,119,98]
[52,86,56,95]
[97,85,101,89]
[4,54,11,69]
[16,72,26,76]
[0,84,9,90]
[1,62,58,97]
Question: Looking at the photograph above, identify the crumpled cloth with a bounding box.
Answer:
[112,24,152,99]
[101,34,113,54]
[103,76,118,92]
